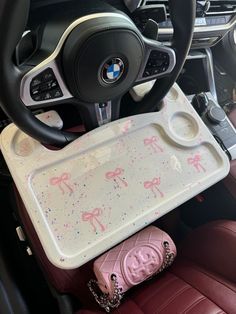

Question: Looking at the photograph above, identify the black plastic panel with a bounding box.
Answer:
[30,68,63,102]
[143,50,170,77]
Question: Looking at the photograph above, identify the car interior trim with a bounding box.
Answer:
[20,12,135,106]
[159,15,236,35]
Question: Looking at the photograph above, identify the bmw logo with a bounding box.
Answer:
[101,58,124,84]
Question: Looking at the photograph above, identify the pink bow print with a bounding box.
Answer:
[144,136,163,153]
[122,120,132,134]
[82,208,105,233]
[144,177,164,198]
[105,168,128,188]
[50,173,74,194]
[187,154,206,173]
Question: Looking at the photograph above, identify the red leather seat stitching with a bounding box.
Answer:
[183,296,206,313]
[170,259,236,313]
[156,286,191,313]
[177,257,236,293]
[135,275,178,307]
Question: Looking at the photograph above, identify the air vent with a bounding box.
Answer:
[141,0,236,17]
[207,0,236,15]
[140,0,170,16]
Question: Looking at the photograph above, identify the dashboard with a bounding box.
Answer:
[30,0,236,48]
[124,0,236,47]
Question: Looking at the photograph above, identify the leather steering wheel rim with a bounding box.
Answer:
[0,0,196,146]
[131,0,196,114]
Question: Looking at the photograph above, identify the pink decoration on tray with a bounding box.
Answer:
[187,154,206,173]
[144,136,163,153]
[82,208,106,233]
[121,119,132,134]
[105,168,128,188]
[144,177,164,198]
[49,173,74,194]
[17,138,33,156]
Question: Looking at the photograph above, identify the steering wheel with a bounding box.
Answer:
[0,0,196,147]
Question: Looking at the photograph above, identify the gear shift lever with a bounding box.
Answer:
[191,92,236,160]
[191,93,209,115]
[192,93,227,124]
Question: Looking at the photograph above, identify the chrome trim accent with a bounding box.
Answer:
[206,10,236,16]
[22,30,31,38]
[186,51,207,60]
[136,37,176,83]
[228,143,236,160]
[21,12,135,107]
[215,64,227,76]
[95,101,112,126]
[204,48,218,101]
[159,16,236,35]
[123,0,143,12]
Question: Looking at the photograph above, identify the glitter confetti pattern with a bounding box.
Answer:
[0,84,230,269]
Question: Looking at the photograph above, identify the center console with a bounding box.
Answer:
[177,49,236,161]
[130,47,236,160]
[192,92,236,160]
[124,1,236,161]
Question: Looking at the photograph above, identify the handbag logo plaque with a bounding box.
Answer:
[122,244,163,286]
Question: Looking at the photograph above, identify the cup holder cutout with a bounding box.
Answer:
[166,87,179,101]
[170,112,199,140]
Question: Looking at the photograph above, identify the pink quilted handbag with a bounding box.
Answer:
[88,226,176,312]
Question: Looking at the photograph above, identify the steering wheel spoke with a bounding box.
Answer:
[0,0,195,146]
[21,59,73,107]
[135,37,176,85]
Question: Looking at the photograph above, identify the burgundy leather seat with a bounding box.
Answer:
[15,193,236,313]
[78,220,236,314]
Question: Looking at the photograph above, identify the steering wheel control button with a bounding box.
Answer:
[143,69,153,77]
[101,58,125,84]
[143,50,170,78]
[207,106,226,124]
[30,68,63,102]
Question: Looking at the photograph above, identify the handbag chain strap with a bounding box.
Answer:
[88,241,175,313]
[88,274,123,313]
[156,241,176,274]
